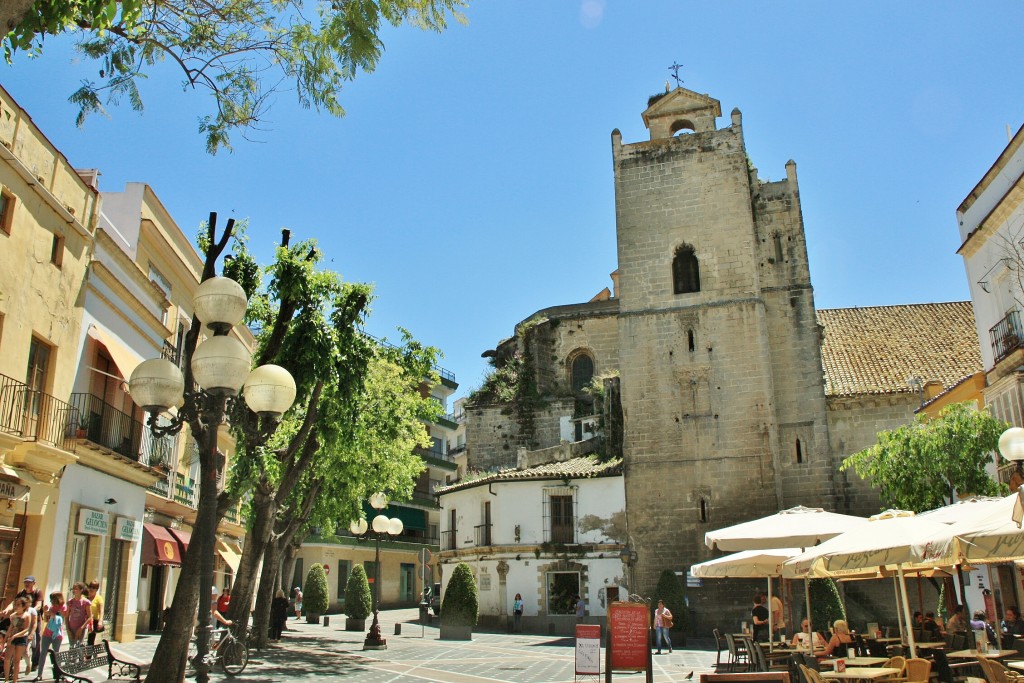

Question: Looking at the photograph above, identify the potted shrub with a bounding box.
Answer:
[654,568,687,645]
[304,563,329,624]
[344,564,372,631]
[440,562,477,640]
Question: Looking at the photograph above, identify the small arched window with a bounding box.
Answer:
[796,438,803,464]
[687,329,695,352]
[671,119,696,136]
[699,498,709,523]
[570,353,595,393]
[673,244,700,294]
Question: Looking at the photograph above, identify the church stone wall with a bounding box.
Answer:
[466,399,574,473]
[827,395,918,516]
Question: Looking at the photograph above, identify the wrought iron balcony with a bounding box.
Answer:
[173,471,197,508]
[440,529,458,551]
[991,310,1024,364]
[0,373,77,451]
[68,393,175,468]
[474,523,492,547]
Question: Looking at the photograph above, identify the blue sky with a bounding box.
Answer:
[5,2,1024,400]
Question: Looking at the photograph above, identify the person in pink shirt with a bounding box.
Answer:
[65,583,92,647]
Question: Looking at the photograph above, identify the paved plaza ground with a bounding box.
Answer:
[103,608,718,682]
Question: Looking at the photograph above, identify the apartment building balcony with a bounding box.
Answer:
[173,471,197,508]
[414,444,457,470]
[0,373,78,451]
[440,529,458,551]
[407,491,440,509]
[68,393,175,469]
[991,310,1024,365]
[474,523,492,547]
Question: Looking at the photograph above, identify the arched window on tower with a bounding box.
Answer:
[796,438,804,464]
[569,352,595,393]
[673,244,700,294]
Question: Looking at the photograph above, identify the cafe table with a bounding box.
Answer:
[915,642,949,649]
[820,657,890,668]
[947,649,1018,659]
[821,666,902,682]
[873,638,902,644]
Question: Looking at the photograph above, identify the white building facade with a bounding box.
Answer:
[436,449,626,635]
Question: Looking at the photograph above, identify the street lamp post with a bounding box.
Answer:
[999,427,1024,527]
[349,492,404,650]
[129,276,296,683]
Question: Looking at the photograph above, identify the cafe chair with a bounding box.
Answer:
[725,632,749,671]
[881,655,907,679]
[801,664,830,683]
[868,640,892,658]
[749,641,770,673]
[1012,637,1024,658]
[855,634,868,657]
[923,648,974,683]
[903,657,933,683]
[713,629,728,671]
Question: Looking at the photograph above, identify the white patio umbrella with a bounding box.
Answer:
[705,506,868,648]
[782,510,958,658]
[915,496,1007,525]
[918,492,1024,564]
[705,505,869,552]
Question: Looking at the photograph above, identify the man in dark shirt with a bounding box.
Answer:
[1002,607,1024,637]
[751,594,770,642]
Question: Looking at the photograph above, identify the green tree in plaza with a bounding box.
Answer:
[809,578,845,634]
[841,402,1009,513]
[441,563,478,628]
[2,0,467,153]
[303,563,330,620]
[653,569,686,633]
[345,564,373,622]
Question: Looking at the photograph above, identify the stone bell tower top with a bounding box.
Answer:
[641,87,723,140]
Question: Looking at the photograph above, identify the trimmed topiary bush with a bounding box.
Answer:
[809,578,846,634]
[345,564,372,620]
[304,563,330,621]
[440,563,477,639]
[654,569,687,633]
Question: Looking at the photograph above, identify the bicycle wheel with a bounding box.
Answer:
[221,639,249,676]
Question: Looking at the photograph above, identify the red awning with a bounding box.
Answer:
[142,524,182,566]
[168,527,191,557]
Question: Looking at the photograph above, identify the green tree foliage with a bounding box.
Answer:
[303,563,329,616]
[809,578,845,634]
[3,0,467,153]
[841,402,1008,512]
[344,564,372,620]
[653,569,686,632]
[441,563,478,628]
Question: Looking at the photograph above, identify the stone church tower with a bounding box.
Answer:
[612,88,835,592]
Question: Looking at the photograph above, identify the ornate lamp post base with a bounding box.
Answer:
[362,621,388,650]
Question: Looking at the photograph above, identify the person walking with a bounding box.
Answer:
[653,600,673,655]
[574,595,585,622]
[751,594,770,643]
[270,590,290,641]
[15,576,42,674]
[217,587,231,616]
[86,580,104,647]
[65,583,92,649]
[293,587,303,621]
[33,592,65,682]
[512,593,524,633]
[6,598,31,683]
[770,592,786,640]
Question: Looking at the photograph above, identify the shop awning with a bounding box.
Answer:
[216,540,242,574]
[168,527,191,557]
[142,523,182,566]
[87,324,146,380]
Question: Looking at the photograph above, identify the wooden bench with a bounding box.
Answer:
[50,641,141,683]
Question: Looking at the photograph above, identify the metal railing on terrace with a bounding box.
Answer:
[474,523,492,547]
[69,393,175,468]
[415,444,451,462]
[360,332,455,385]
[440,529,458,551]
[0,374,77,451]
[174,471,197,508]
[991,310,1024,364]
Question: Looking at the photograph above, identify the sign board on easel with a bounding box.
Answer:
[606,601,652,683]
[576,624,601,680]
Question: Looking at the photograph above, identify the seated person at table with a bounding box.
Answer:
[791,619,826,649]
[822,619,855,656]
[1003,607,1024,637]
[946,605,968,634]
[970,610,997,645]
[922,612,942,639]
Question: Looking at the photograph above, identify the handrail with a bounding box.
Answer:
[0,373,77,450]
[69,393,175,468]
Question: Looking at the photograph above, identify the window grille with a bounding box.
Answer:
[673,244,701,294]
[542,487,577,543]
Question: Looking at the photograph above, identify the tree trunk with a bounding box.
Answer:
[145,429,221,683]
[251,538,284,649]
[224,488,276,626]
[0,0,34,33]
[279,545,298,597]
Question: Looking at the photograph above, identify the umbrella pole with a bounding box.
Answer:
[898,566,917,658]
[893,575,904,642]
[805,577,813,653]
[768,578,774,652]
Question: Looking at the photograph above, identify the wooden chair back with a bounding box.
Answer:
[904,657,932,683]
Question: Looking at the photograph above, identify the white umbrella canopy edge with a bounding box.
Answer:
[704,505,869,552]
[919,492,1024,565]
[691,548,803,578]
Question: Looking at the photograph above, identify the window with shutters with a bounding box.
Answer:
[543,487,577,544]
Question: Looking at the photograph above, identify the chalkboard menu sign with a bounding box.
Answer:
[608,602,650,672]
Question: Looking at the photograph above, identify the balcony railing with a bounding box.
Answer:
[474,523,492,547]
[173,471,197,508]
[991,310,1024,364]
[415,444,451,462]
[440,529,458,551]
[409,491,439,508]
[0,373,77,451]
[148,474,171,498]
[69,393,175,468]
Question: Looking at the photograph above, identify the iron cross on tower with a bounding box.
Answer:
[668,62,684,88]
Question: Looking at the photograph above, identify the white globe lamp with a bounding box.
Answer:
[372,514,390,534]
[193,277,247,334]
[129,358,185,413]
[191,336,251,396]
[243,364,297,418]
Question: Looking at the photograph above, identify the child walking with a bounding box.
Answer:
[34,592,64,682]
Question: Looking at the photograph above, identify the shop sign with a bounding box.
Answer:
[77,509,109,536]
[115,517,142,542]
[0,480,29,501]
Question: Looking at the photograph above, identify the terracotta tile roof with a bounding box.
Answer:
[816,302,982,398]
[435,455,623,495]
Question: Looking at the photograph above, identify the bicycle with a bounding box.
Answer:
[186,624,249,677]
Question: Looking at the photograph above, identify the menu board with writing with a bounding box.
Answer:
[608,602,649,672]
